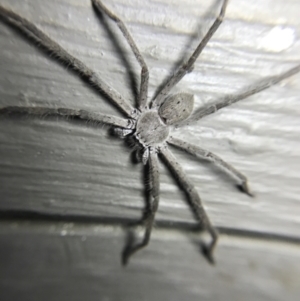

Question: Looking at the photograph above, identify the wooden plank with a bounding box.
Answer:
[0,0,299,243]
[0,220,299,301]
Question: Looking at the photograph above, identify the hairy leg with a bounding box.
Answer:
[0,106,134,128]
[0,5,135,117]
[92,0,149,110]
[152,0,229,108]
[168,136,252,196]
[159,146,218,263]
[178,64,300,127]
[123,148,160,265]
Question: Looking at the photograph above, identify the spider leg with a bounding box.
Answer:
[152,0,229,108]
[179,64,300,127]
[123,148,159,265]
[0,106,134,128]
[159,145,218,264]
[92,0,149,110]
[0,5,135,117]
[168,136,253,196]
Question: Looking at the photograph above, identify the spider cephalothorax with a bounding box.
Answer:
[0,0,299,265]
[135,109,170,148]
[132,93,194,163]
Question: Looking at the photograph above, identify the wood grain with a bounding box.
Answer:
[0,0,299,300]
[0,220,300,301]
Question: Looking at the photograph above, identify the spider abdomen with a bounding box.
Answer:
[135,110,169,146]
[158,93,194,125]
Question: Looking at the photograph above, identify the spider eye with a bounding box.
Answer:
[158,93,194,125]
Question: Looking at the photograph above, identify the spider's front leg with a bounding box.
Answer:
[160,146,218,264]
[92,0,149,110]
[0,106,134,129]
[123,147,160,265]
[152,0,229,108]
[178,64,300,127]
[0,4,135,117]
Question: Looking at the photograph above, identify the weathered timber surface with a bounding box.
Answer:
[0,0,299,300]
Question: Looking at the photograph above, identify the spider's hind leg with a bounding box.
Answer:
[160,145,218,264]
[122,148,159,265]
[168,136,253,196]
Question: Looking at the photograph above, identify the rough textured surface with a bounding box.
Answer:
[1,221,300,301]
[0,0,299,300]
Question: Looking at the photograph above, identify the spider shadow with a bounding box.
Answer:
[91,2,139,107]
[153,0,223,100]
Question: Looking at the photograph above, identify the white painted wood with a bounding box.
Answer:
[0,220,299,301]
[0,1,299,298]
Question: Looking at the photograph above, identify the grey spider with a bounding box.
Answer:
[0,0,299,265]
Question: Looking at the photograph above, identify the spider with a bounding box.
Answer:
[0,0,299,265]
